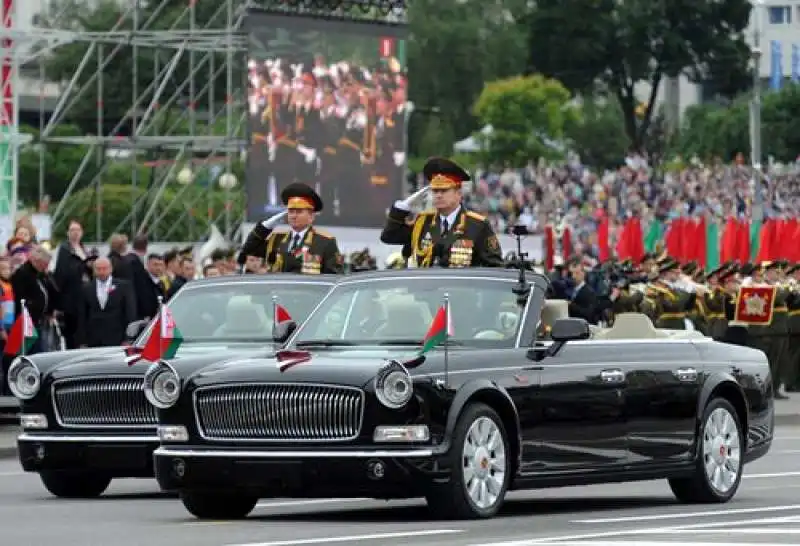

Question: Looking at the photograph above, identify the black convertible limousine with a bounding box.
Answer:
[13,274,336,498]
[149,268,774,520]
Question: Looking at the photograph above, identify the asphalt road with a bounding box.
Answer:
[2,429,800,546]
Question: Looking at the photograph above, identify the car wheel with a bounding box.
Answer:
[180,491,259,519]
[39,471,112,498]
[426,402,510,519]
[669,397,743,503]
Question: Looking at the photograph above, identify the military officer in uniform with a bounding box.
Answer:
[380,157,504,268]
[703,264,729,340]
[785,263,800,392]
[720,265,749,347]
[239,182,343,275]
[764,261,791,398]
[648,257,694,330]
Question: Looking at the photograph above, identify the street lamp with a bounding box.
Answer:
[218,172,238,189]
[750,0,764,221]
[176,166,194,185]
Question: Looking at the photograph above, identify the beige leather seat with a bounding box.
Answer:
[597,312,668,340]
[540,300,569,328]
[214,296,269,337]
[377,301,432,338]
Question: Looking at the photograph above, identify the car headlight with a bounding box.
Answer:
[374,361,413,409]
[143,361,181,409]
[8,357,41,400]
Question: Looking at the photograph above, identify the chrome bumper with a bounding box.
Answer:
[153,447,434,458]
[18,433,159,443]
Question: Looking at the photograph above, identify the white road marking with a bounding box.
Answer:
[255,498,369,509]
[571,503,800,523]
[224,529,462,546]
[496,515,800,544]
[657,528,800,534]
[516,542,800,546]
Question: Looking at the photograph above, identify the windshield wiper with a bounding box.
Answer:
[376,339,463,346]
[294,340,359,348]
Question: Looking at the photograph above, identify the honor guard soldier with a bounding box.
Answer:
[703,264,730,340]
[785,263,800,391]
[239,183,344,275]
[380,157,504,268]
[647,257,694,330]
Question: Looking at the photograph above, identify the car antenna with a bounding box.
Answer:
[510,224,531,307]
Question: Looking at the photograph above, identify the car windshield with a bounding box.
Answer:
[135,281,333,345]
[291,276,525,349]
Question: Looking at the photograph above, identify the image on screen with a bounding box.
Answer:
[245,11,409,228]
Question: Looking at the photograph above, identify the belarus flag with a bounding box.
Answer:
[128,305,183,365]
[418,300,454,356]
[4,304,38,356]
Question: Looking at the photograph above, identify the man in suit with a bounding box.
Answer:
[380,157,503,268]
[239,182,344,275]
[10,246,59,354]
[78,257,136,347]
[567,256,597,324]
[126,235,161,321]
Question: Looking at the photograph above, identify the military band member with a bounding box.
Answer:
[785,264,800,391]
[648,257,694,330]
[765,261,790,398]
[239,183,343,275]
[720,266,749,347]
[380,157,504,268]
[703,265,729,340]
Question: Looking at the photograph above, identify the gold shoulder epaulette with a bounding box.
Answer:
[313,229,335,239]
[418,209,436,217]
[466,211,487,222]
[267,230,288,241]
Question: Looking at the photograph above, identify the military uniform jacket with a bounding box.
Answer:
[787,284,800,335]
[240,223,343,275]
[703,287,728,339]
[380,205,503,268]
[647,283,694,329]
[611,289,642,315]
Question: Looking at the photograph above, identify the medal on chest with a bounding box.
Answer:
[449,238,473,268]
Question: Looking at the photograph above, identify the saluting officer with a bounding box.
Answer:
[380,157,503,268]
[239,182,343,275]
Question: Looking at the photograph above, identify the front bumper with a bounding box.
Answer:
[18,433,159,477]
[153,446,448,497]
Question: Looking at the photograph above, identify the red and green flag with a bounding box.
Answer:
[4,303,37,356]
[127,304,182,365]
[419,300,454,356]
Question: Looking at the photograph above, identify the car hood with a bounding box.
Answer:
[188,348,408,389]
[47,343,275,382]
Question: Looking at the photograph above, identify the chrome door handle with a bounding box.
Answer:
[600,369,625,383]
[675,368,698,382]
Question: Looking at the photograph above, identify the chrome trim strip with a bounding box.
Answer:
[51,375,156,429]
[153,447,434,458]
[18,433,158,442]
[192,382,365,443]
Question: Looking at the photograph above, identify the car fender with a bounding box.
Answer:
[695,371,749,446]
[438,379,521,468]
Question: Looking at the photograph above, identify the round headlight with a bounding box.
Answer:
[8,357,41,400]
[375,362,413,409]
[143,361,181,409]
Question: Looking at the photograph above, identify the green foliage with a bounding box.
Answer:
[55,183,245,242]
[406,0,529,157]
[564,100,628,170]
[473,75,579,167]
[525,0,752,147]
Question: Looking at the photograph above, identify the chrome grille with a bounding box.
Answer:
[52,377,157,428]
[194,383,364,442]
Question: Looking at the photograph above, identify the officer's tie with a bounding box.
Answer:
[441,219,449,235]
[290,234,301,251]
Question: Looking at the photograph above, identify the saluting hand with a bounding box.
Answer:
[395,186,430,211]
[260,210,288,229]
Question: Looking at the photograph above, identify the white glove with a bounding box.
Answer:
[393,151,405,167]
[297,145,317,163]
[393,185,429,211]
[260,210,287,230]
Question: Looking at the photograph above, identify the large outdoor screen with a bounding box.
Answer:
[244,11,409,228]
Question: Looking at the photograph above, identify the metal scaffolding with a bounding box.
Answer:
[2,0,407,242]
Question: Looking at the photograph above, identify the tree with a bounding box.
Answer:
[525,0,752,149]
[473,75,579,166]
[407,0,529,157]
[564,100,628,170]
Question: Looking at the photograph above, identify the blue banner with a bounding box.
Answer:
[771,40,783,90]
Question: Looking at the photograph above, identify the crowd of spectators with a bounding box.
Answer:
[462,153,800,258]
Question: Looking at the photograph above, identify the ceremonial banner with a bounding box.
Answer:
[734,286,777,325]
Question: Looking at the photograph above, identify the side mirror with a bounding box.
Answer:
[125,319,149,341]
[527,317,590,362]
[550,318,591,342]
[272,321,298,344]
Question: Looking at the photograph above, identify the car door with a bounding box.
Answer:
[623,339,704,464]
[525,340,630,474]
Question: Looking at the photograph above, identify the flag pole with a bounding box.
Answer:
[271,295,278,337]
[443,292,449,387]
[156,295,164,361]
[19,298,26,356]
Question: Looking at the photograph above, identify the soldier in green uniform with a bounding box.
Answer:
[380,157,504,268]
[238,183,343,275]
[681,262,708,334]
[703,264,729,340]
[720,265,749,347]
[785,264,800,392]
[764,261,791,398]
[648,257,694,329]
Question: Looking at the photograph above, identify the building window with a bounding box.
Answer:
[769,6,791,24]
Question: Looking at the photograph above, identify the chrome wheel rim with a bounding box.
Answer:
[462,416,506,510]
[702,406,741,494]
